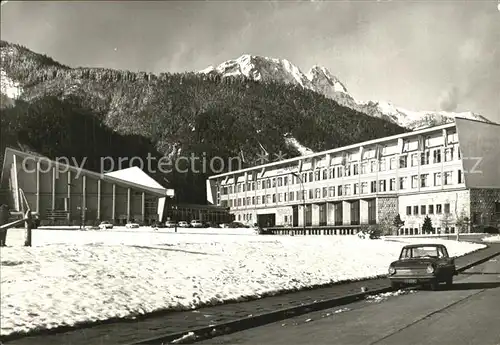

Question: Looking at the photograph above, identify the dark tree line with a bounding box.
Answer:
[0,40,409,203]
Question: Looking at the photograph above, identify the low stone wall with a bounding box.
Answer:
[383,233,485,242]
[266,226,360,236]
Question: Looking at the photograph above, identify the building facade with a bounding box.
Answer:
[163,203,234,224]
[207,118,500,234]
[0,148,170,225]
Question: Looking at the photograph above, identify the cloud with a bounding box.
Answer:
[459,39,482,63]
[438,86,460,112]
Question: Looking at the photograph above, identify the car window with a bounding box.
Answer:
[437,247,448,258]
[400,246,441,259]
[413,247,439,258]
[400,248,412,259]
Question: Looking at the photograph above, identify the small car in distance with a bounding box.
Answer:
[190,219,203,228]
[125,222,140,229]
[388,244,457,291]
[165,220,177,228]
[178,221,190,228]
[203,221,220,228]
[150,221,166,228]
[224,221,249,228]
[98,221,113,230]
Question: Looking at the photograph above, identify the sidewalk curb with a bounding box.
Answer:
[131,287,394,345]
[129,247,500,345]
[455,250,500,273]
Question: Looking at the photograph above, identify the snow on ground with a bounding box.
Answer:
[171,331,197,344]
[284,136,314,155]
[0,69,22,99]
[0,228,485,336]
[365,289,417,303]
[483,235,500,243]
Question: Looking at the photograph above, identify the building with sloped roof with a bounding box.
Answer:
[0,148,172,225]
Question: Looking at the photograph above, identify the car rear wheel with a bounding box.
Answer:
[429,279,440,291]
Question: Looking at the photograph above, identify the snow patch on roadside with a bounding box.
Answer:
[366,289,417,303]
[483,235,500,243]
[171,331,197,344]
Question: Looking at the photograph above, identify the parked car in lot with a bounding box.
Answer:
[125,222,140,229]
[221,221,249,228]
[150,221,166,228]
[165,220,177,228]
[190,219,203,228]
[178,221,190,228]
[98,221,113,230]
[388,244,457,291]
[203,221,220,228]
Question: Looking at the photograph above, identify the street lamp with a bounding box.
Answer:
[291,172,306,234]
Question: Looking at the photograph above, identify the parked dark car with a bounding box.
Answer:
[151,221,166,228]
[228,221,249,228]
[388,244,457,291]
[203,222,220,228]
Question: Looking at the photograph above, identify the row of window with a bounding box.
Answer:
[220,147,460,195]
[238,213,253,222]
[406,203,450,216]
[401,227,456,235]
[221,170,463,208]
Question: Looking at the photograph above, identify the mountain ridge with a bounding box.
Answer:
[199,54,492,129]
[0,40,407,203]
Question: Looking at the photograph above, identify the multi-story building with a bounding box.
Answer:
[207,118,500,234]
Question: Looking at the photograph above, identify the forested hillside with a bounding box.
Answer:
[1,40,408,203]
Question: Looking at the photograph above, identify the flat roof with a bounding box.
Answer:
[209,121,458,179]
[166,203,230,211]
[1,147,169,197]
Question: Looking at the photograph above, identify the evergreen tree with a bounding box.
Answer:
[393,214,405,235]
[422,215,433,234]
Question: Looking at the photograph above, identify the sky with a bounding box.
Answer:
[1,0,500,123]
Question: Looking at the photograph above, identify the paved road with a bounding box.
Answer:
[3,244,498,345]
[200,255,500,345]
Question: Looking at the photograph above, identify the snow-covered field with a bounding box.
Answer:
[0,228,486,336]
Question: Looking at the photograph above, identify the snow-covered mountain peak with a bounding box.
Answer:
[199,65,216,74]
[307,65,349,95]
[198,55,493,130]
[200,54,313,87]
